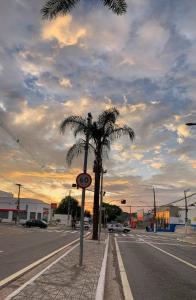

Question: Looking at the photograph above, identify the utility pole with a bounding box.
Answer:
[129,204,132,227]
[98,169,107,242]
[16,184,22,224]
[67,190,71,226]
[184,189,189,234]
[79,112,92,266]
[153,186,156,233]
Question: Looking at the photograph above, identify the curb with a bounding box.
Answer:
[95,234,109,300]
[177,238,196,245]
[0,232,91,289]
[5,243,79,300]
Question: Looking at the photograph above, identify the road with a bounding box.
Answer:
[0,224,86,281]
[114,230,196,300]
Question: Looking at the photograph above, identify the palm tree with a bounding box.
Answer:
[41,0,127,19]
[60,107,135,239]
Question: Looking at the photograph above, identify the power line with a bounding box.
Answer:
[0,118,63,173]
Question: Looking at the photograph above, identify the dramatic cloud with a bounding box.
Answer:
[0,0,195,211]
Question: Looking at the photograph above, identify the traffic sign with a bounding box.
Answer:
[76,173,92,189]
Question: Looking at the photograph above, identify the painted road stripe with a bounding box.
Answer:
[5,243,79,300]
[115,233,119,237]
[0,232,91,288]
[141,239,196,270]
[0,250,3,253]
[115,238,134,300]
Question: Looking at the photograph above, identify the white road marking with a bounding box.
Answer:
[5,243,79,300]
[117,241,196,247]
[140,238,196,270]
[115,238,134,300]
[0,232,91,288]
[0,250,3,253]
[115,233,119,237]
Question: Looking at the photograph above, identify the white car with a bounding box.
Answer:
[75,222,90,230]
[108,223,130,233]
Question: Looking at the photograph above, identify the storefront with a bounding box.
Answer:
[0,192,51,223]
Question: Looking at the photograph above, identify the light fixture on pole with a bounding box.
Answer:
[186,123,196,126]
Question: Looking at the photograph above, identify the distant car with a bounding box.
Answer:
[75,222,90,230]
[24,219,48,228]
[108,223,130,233]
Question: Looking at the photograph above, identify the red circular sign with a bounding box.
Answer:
[76,173,92,189]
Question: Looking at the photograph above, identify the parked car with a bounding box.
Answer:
[75,221,90,230]
[108,223,130,233]
[24,219,48,228]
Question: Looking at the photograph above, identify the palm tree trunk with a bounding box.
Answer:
[92,170,101,240]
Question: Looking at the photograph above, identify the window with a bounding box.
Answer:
[0,211,9,219]
[30,212,36,220]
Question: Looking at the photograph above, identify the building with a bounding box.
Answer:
[0,190,51,223]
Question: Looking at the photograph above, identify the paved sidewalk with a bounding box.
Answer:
[177,233,196,245]
[6,234,108,300]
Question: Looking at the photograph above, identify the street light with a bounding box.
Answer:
[186,123,196,126]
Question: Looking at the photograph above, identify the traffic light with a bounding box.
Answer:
[121,199,126,204]
[72,183,79,189]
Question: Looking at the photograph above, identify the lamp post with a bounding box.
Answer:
[98,168,107,242]
[184,189,190,234]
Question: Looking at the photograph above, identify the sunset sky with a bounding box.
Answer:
[0,0,195,213]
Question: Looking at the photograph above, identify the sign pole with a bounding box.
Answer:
[79,112,92,266]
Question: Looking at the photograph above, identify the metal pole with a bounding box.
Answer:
[98,170,103,242]
[153,186,156,232]
[67,190,71,226]
[79,112,92,266]
[184,190,188,235]
[129,205,132,227]
[16,184,22,224]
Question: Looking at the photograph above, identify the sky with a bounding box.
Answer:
[0,0,196,213]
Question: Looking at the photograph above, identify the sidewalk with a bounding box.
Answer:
[5,233,108,300]
[177,233,196,245]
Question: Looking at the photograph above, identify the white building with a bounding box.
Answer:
[0,190,51,223]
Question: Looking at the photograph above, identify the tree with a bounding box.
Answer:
[102,202,122,222]
[60,107,135,239]
[41,0,127,19]
[56,195,80,218]
[84,210,91,218]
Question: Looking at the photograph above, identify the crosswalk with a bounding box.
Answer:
[114,233,134,237]
[44,230,79,233]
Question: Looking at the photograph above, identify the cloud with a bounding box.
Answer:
[0,0,195,209]
[42,16,87,46]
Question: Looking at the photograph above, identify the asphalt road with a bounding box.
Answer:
[114,231,196,300]
[0,224,85,281]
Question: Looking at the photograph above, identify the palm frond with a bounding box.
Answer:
[41,0,80,20]
[60,115,86,134]
[66,139,85,166]
[66,139,95,166]
[102,0,127,15]
[107,125,135,142]
[98,107,119,128]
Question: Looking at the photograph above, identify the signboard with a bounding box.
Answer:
[76,172,92,189]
